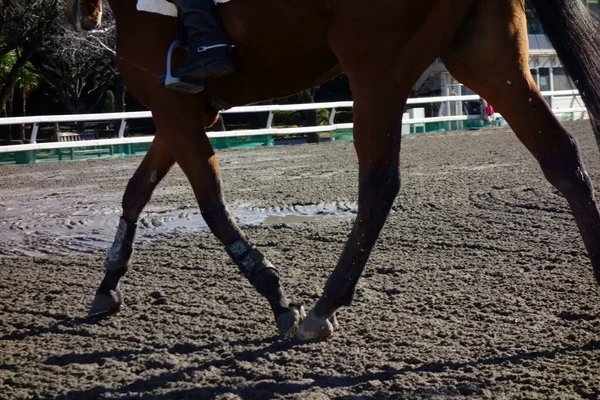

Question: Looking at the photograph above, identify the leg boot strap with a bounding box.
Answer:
[226,239,281,297]
[105,217,137,271]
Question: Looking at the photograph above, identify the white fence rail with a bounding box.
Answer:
[0,90,586,154]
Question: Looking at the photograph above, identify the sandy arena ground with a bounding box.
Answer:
[2,121,600,399]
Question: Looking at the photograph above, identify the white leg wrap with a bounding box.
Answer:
[105,217,137,271]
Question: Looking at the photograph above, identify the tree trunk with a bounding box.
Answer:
[0,102,8,145]
[76,121,86,134]
[300,89,320,144]
[76,98,88,133]
[114,83,126,136]
[20,89,28,143]
[6,90,14,143]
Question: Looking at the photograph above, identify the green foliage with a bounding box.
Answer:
[272,110,300,127]
[17,64,40,93]
[271,109,331,127]
[0,49,40,94]
[103,90,116,112]
[0,52,11,79]
[317,109,330,125]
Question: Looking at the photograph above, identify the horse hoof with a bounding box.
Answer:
[277,303,306,339]
[296,309,335,341]
[88,289,123,317]
[329,313,339,330]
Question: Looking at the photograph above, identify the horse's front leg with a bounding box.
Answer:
[153,105,303,338]
[89,134,175,316]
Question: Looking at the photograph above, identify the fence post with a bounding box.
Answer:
[118,119,127,138]
[266,111,274,129]
[30,123,39,144]
[265,111,275,146]
[118,118,127,155]
[328,108,337,141]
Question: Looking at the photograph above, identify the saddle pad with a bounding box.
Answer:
[137,0,231,17]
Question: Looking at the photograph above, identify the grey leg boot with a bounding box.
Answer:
[172,0,234,83]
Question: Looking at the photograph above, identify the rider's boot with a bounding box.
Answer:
[172,0,234,83]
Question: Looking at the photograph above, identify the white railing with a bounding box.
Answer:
[0,90,586,154]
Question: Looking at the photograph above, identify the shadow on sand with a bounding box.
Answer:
[42,337,600,399]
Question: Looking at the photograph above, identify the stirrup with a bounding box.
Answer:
[161,41,204,94]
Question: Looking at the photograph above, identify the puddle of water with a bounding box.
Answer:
[0,203,356,256]
[262,214,351,225]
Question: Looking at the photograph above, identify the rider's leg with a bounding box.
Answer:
[172,0,234,82]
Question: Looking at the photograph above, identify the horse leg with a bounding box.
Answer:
[441,0,600,278]
[295,83,408,339]
[89,134,175,316]
[151,105,303,338]
[295,1,476,341]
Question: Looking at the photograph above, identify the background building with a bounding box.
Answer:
[410,1,598,127]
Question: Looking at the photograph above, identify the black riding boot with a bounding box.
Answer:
[172,0,234,83]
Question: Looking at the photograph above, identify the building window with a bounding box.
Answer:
[526,3,544,34]
[538,68,551,91]
[530,69,539,87]
[553,67,575,91]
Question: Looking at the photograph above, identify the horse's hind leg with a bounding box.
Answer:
[89,134,175,316]
[297,1,475,340]
[296,84,406,340]
[441,0,600,277]
[151,102,302,338]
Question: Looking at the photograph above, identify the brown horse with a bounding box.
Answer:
[65,0,600,341]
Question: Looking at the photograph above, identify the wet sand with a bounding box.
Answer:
[2,121,600,399]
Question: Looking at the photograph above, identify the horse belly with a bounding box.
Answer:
[211,0,339,104]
